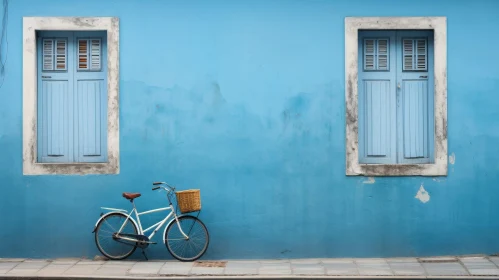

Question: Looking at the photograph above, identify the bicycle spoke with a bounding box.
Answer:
[165,216,208,261]
[95,213,137,260]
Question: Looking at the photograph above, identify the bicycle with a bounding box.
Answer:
[92,182,209,261]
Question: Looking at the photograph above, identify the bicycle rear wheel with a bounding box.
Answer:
[95,212,138,260]
[165,215,209,261]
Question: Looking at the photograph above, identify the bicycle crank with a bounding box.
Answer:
[113,233,157,249]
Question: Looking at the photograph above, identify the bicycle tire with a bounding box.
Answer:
[94,212,138,260]
[164,215,209,262]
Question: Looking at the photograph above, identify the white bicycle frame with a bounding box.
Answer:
[100,187,189,243]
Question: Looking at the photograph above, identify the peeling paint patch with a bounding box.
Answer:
[449,152,455,165]
[363,177,375,184]
[415,185,430,203]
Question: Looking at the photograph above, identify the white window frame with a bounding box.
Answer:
[23,17,120,175]
[345,17,447,176]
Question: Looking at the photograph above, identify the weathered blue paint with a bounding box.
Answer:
[1,0,499,260]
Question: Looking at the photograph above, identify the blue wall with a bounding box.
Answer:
[1,0,499,259]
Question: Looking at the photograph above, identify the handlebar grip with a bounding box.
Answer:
[152,186,160,190]
[152,182,163,185]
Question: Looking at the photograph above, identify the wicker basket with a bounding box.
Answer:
[176,189,201,213]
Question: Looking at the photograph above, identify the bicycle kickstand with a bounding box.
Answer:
[142,249,149,261]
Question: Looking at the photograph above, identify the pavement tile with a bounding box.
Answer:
[64,264,102,275]
[159,262,193,275]
[388,261,426,276]
[37,264,72,276]
[159,268,191,275]
[489,257,499,266]
[260,265,291,271]
[420,256,458,262]
[94,264,132,276]
[259,269,292,275]
[356,259,393,276]
[291,263,324,273]
[129,261,165,275]
[322,258,355,263]
[7,261,49,275]
[51,258,80,265]
[468,268,499,276]
[190,266,224,275]
[460,258,499,276]
[423,262,469,276]
[0,262,20,274]
[77,260,107,265]
[290,258,322,264]
[0,259,25,262]
[258,260,291,275]
[260,261,291,274]
[291,263,322,268]
[226,261,260,268]
[387,258,419,263]
[224,268,259,275]
[260,260,290,266]
[292,264,325,275]
[101,261,136,266]
[323,260,358,276]
[461,257,496,267]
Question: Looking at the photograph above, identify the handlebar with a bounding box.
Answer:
[151,182,175,192]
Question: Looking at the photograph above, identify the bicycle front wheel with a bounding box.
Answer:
[95,212,138,260]
[165,215,209,261]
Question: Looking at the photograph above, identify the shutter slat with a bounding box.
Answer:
[43,39,54,71]
[364,39,375,70]
[377,39,389,70]
[416,39,427,70]
[364,38,390,71]
[78,39,88,70]
[55,39,67,70]
[90,39,101,70]
[403,38,427,71]
[78,39,101,71]
[403,39,414,71]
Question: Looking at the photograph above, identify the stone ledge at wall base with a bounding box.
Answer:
[1,255,499,279]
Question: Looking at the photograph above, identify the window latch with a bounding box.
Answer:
[397,83,401,89]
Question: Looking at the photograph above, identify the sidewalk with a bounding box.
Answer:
[1,255,499,279]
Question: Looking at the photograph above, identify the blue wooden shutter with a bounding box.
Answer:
[377,39,389,70]
[363,38,390,71]
[75,35,107,162]
[403,39,427,71]
[358,32,397,164]
[397,33,434,164]
[401,81,429,159]
[364,39,376,70]
[37,34,73,163]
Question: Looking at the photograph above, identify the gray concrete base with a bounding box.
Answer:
[1,255,499,279]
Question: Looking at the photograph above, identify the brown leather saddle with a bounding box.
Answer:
[122,192,141,200]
